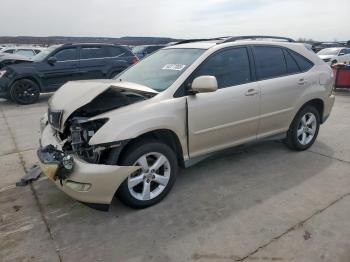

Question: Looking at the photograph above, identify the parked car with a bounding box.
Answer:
[0,46,44,58]
[318,47,350,65]
[37,36,334,211]
[313,42,344,53]
[132,45,165,59]
[0,43,139,104]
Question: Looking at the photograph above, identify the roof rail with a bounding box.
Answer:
[219,35,295,44]
[173,37,226,45]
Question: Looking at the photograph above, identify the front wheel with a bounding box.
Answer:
[285,105,320,151]
[117,140,178,208]
[10,79,40,105]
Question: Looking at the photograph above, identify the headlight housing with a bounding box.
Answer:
[70,118,109,151]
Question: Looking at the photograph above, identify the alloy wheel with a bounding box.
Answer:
[297,112,317,145]
[128,152,171,201]
[13,81,39,104]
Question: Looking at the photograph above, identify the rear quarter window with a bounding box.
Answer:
[288,50,314,72]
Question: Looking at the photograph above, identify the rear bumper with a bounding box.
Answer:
[322,94,335,123]
[38,124,139,207]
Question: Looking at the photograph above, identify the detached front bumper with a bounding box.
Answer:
[38,124,139,209]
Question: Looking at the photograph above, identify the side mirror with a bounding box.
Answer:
[339,52,345,56]
[47,56,57,65]
[190,75,218,94]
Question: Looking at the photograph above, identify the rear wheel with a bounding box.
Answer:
[117,140,178,208]
[10,79,40,105]
[285,105,320,151]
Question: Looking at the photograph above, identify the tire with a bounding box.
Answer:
[331,60,337,66]
[10,79,40,105]
[285,105,320,151]
[116,140,178,208]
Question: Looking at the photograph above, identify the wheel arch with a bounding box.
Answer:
[300,98,324,123]
[11,75,43,92]
[116,129,185,168]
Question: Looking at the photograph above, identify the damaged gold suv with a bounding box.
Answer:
[38,36,335,210]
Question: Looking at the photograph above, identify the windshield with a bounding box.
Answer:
[318,48,340,56]
[116,48,205,92]
[31,45,60,62]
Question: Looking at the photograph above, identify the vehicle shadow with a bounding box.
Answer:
[32,140,334,261]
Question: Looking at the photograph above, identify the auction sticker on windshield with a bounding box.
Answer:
[162,64,186,71]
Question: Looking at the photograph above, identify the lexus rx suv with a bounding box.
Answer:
[0,43,139,104]
[37,36,335,211]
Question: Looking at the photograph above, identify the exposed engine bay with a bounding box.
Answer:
[51,87,155,164]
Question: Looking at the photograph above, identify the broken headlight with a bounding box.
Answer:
[70,118,109,152]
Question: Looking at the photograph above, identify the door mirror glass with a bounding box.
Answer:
[191,75,218,94]
[47,56,57,65]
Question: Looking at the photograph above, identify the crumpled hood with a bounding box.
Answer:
[49,79,158,130]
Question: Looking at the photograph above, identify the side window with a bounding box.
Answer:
[288,50,313,72]
[105,46,125,57]
[194,47,251,88]
[253,46,286,80]
[283,49,300,74]
[16,49,35,57]
[81,47,107,59]
[55,48,78,61]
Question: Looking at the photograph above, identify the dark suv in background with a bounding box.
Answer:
[0,43,139,104]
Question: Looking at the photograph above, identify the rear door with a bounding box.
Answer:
[79,45,107,79]
[187,47,260,157]
[252,45,314,138]
[38,47,80,91]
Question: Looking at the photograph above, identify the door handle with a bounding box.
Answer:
[245,89,259,96]
[298,79,308,86]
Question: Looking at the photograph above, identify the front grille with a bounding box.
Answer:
[48,108,63,130]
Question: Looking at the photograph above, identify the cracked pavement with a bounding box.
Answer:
[1,93,350,262]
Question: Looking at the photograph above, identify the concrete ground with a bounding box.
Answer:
[0,92,350,262]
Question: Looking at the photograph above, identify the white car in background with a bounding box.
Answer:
[0,46,44,58]
[317,47,350,65]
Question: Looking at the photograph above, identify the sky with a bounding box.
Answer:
[0,0,349,41]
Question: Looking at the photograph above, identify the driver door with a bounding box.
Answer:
[186,47,260,158]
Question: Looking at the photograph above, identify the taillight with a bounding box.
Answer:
[132,56,139,64]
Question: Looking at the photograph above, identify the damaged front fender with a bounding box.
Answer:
[39,124,140,207]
